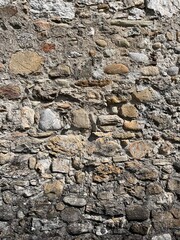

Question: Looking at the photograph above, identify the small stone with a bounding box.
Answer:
[75,171,85,184]
[63,196,87,207]
[113,36,130,48]
[152,234,172,240]
[126,205,150,221]
[104,63,129,74]
[56,202,65,211]
[28,157,37,169]
[44,180,64,196]
[119,103,139,118]
[124,0,144,8]
[39,108,61,131]
[75,79,112,87]
[98,115,122,125]
[61,207,81,223]
[72,108,91,129]
[152,42,162,49]
[129,141,149,159]
[141,66,159,76]
[9,51,43,75]
[129,52,149,64]
[95,39,107,47]
[49,65,71,78]
[133,87,160,102]
[34,20,51,31]
[124,120,144,130]
[52,158,69,173]
[0,84,21,100]
[0,152,14,165]
[21,106,35,129]
[42,42,55,52]
[167,66,179,76]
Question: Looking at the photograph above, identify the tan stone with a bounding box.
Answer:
[9,51,43,75]
[93,164,121,182]
[34,19,51,31]
[89,49,96,57]
[104,63,129,74]
[132,87,160,102]
[0,84,21,100]
[49,65,71,77]
[44,180,64,196]
[28,157,37,170]
[75,171,85,184]
[124,120,143,130]
[113,131,135,139]
[120,103,139,118]
[52,158,70,173]
[95,39,107,47]
[72,108,91,129]
[21,106,35,129]
[0,153,14,165]
[129,141,149,159]
[141,66,159,76]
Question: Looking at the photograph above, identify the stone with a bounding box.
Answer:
[129,141,149,159]
[29,0,75,19]
[44,180,64,196]
[0,0,10,6]
[119,103,139,118]
[75,79,112,87]
[93,164,121,182]
[98,115,122,125]
[113,36,130,48]
[173,161,180,172]
[167,66,179,76]
[67,222,93,235]
[93,138,120,157]
[130,222,151,236]
[28,157,37,169]
[151,234,172,240]
[39,108,61,131]
[34,19,51,31]
[132,87,160,102]
[113,132,135,139]
[72,108,91,129]
[129,52,149,64]
[147,0,180,18]
[123,120,144,130]
[52,158,70,173]
[75,171,85,184]
[95,39,107,47]
[111,19,152,27]
[9,51,43,75]
[63,196,87,207]
[146,183,163,195]
[124,0,144,8]
[126,205,150,221]
[49,65,71,78]
[0,84,21,99]
[21,106,35,129]
[61,207,81,223]
[141,66,159,76]
[0,152,14,165]
[167,179,180,195]
[136,168,159,181]
[104,64,129,74]
[42,42,55,53]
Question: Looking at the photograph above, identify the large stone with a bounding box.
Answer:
[39,108,61,131]
[126,205,150,221]
[129,141,149,159]
[63,196,87,207]
[9,51,43,75]
[72,108,91,129]
[111,19,152,27]
[44,180,64,196]
[29,0,75,19]
[104,63,129,74]
[0,84,21,99]
[119,103,139,118]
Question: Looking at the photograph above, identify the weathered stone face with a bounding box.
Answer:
[0,0,179,239]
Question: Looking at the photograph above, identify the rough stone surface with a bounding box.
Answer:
[0,1,180,239]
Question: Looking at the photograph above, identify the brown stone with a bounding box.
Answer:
[0,6,18,18]
[42,42,55,52]
[34,19,51,31]
[0,84,21,100]
[141,66,159,76]
[72,108,91,129]
[120,103,139,118]
[123,120,143,130]
[75,79,112,87]
[137,168,159,181]
[44,180,64,196]
[146,183,163,195]
[95,39,107,47]
[129,141,149,159]
[132,87,160,102]
[104,63,129,74]
[9,51,43,75]
[89,49,96,57]
[49,65,71,78]
[93,164,121,182]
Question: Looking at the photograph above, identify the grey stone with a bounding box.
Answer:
[61,207,81,223]
[98,115,122,126]
[63,196,87,207]
[39,108,61,131]
[167,66,179,76]
[152,233,172,240]
[126,205,150,221]
[129,52,149,64]
[77,0,103,5]
[67,222,93,235]
[52,158,70,173]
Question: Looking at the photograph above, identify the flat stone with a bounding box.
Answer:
[49,65,71,78]
[119,103,139,118]
[75,79,112,87]
[29,0,75,19]
[129,52,149,64]
[167,66,179,76]
[0,84,21,99]
[67,222,93,235]
[52,158,70,173]
[133,87,160,102]
[124,120,144,130]
[152,234,172,240]
[95,39,107,47]
[0,152,14,165]
[39,108,61,131]
[61,207,81,223]
[141,66,159,76]
[111,19,152,27]
[104,63,129,74]
[98,115,122,125]
[72,108,91,129]
[126,205,150,221]
[21,106,35,129]
[129,141,149,159]
[44,180,64,196]
[63,196,87,207]
[137,168,159,181]
[9,51,43,75]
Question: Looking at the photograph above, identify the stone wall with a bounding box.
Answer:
[0,1,180,239]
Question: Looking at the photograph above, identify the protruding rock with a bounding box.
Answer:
[39,109,61,131]
[104,63,129,74]
[63,196,87,207]
[119,103,139,118]
[95,39,107,47]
